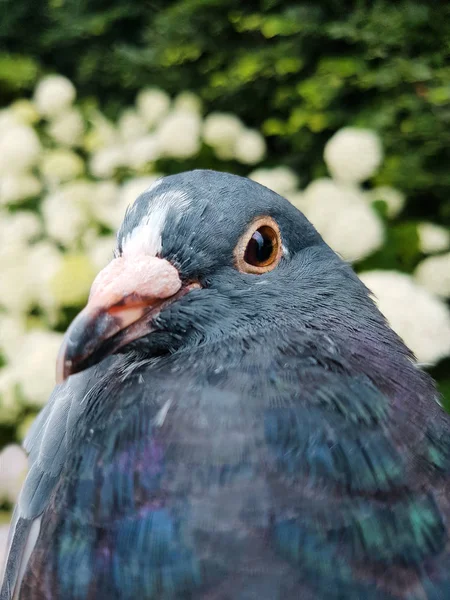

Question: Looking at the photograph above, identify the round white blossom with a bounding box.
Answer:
[286,191,309,213]
[203,113,244,159]
[417,222,450,254]
[89,145,126,178]
[49,253,96,307]
[0,173,42,205]
[233,129,266,165]
[414,253,450,298]
[87,235,116,269]
[325,203,384,262]
[0,314,25,363]
[0,108,21,132]
[324,127,383,183]
[84,111,118,152]
[249,166,299,197]
[0,210,41,252]
[136,88,171,128]
[34,74,76,117]
[0,254,31,314]
[120,175,163,205]
[367,186,405,218]
[117,175,163,219]
[156,110,201,159]
[27,241,64,314]
[13,330,64,406]
[0,234,63,317]
[302,178,384,261]
[173,91,202,114]
[89,175,162,232]
[10,99,39,124]
[0,218,41,315]
[42,185,90,246]
[86,180,120,229]
[40,149,84,185]
[47,108,84,146]
[118,109,147,141]
[359,270,450,365]
[0,444,28,504]
[0,367,22,424]
[0,125,41,174]
[125,135,160,169]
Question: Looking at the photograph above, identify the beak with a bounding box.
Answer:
[56,255,197,383]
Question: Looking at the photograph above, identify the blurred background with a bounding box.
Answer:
[0,0,450,548]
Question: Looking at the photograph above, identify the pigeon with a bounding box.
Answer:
[1,169,450,600]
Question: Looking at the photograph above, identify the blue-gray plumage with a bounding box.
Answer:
[2,170,450,599]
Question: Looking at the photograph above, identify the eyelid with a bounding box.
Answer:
[234,216,283,274]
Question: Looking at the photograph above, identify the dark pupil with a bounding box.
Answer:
[246,230,273,264]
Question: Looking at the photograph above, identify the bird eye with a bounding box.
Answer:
[235,217,282,274]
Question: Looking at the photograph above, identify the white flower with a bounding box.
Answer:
[0,210,41,253]
[116,175,163,220]
[49,254,96,307]
[249,166,299,196]
[0,258,30,314]
[42,184,89,246]
[118,109,147,141]
[88,175,161,232]
[0,173,42,205]
[233,129,266,165]
[10,99,39,125]
[325,203,384,262]
[286,191,309,213]
[0,444,28,504]
[0,125,41,174]
[87,235,116,269]
[34,74,76,117]
[0,108,21,132]
[0,236,62,316]
[0,367,22,424]
[47,108,84,146]
[13,330,63,406]
[324,127,383,183]
[359,270,450,365]
[203,113,244,159]
[120,175,163,205]
[417,222,450,254]
[156,110,201,159]
[40,149,84,185]
[89,145,126,178]
[414,253,450,298]
[136,88,171,128]
[84,111,118,152]
[301,178,384,261]
[367,186,405,218]
[27,241,64,313]
[0,215,44,315]
[174,92,202,114]
[85,180,120,229]
[125,135,160,169]
[0,314,25,363]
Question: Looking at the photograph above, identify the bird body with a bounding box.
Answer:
[1,170,450,599]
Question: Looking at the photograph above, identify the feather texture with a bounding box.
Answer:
[4,326,449,600]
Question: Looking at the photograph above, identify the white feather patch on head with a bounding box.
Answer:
[121,187,191,257]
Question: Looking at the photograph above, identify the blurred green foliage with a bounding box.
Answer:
[1,0,449,223]
[0,0,449,402]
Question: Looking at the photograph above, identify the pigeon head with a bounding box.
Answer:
[57,169,395,381]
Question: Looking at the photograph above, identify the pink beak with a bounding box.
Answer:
[56,255,198,383]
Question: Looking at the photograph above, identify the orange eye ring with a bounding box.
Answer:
[234,216,282,274]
